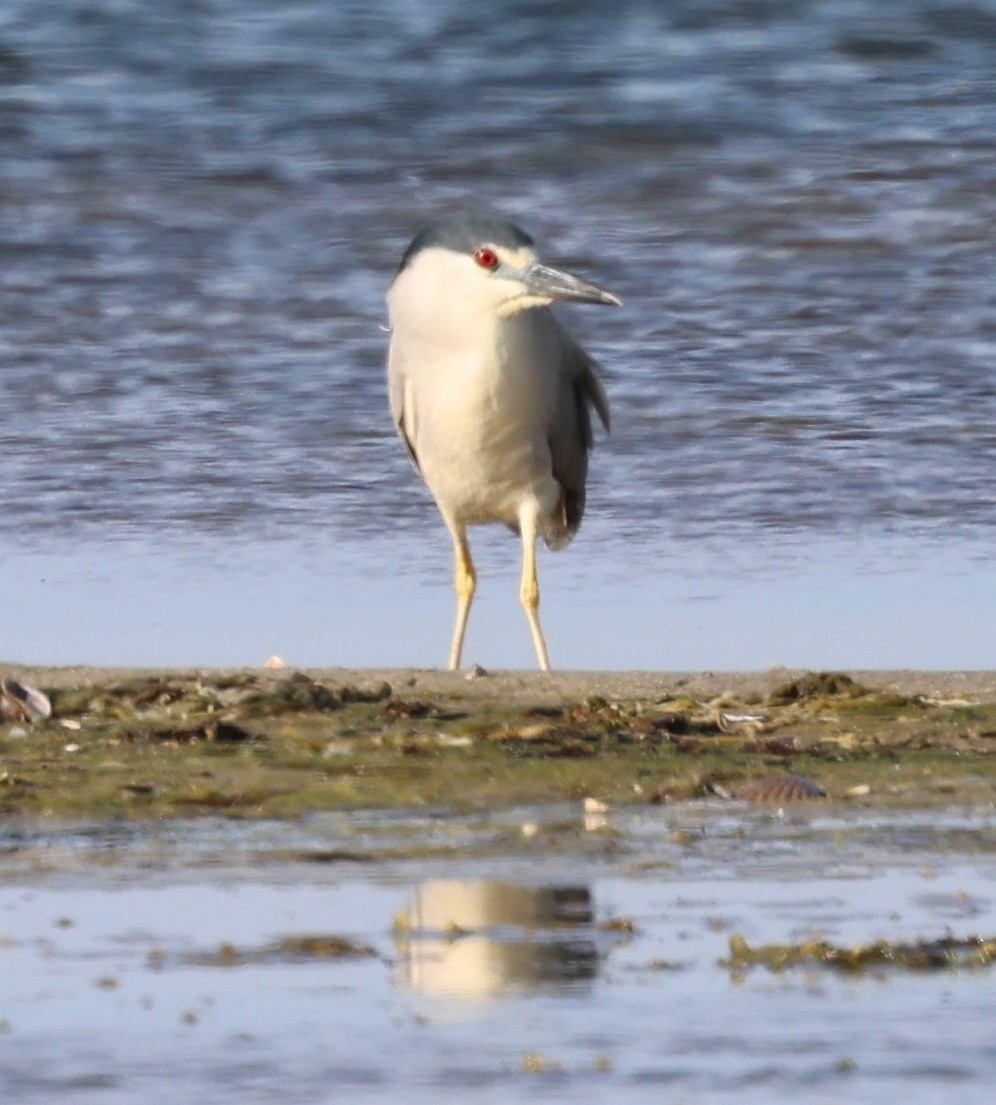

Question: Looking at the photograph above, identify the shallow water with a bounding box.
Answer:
[2,806,995,1103]
[1,0,994,668]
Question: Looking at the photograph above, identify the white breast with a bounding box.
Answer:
[392,304,563,530]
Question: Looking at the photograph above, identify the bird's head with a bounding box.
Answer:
[388,211,621,326]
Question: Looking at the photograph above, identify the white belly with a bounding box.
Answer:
[405,313,562,529]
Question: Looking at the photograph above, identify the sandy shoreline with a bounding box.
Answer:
[5,664,996,704]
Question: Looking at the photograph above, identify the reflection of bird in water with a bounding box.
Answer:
[395,880,596,998]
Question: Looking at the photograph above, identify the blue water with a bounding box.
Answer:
[1,0,994,668]
[2,808,995,1104]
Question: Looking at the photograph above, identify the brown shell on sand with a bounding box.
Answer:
[736,773,827,803]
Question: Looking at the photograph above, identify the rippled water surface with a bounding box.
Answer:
[2,806,996,1103]
[1,0,994,667]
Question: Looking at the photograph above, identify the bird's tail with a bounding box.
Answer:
[542,487,582,551]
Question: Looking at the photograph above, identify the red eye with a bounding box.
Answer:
[473,247,499,270]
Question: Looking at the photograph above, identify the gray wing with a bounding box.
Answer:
[546,318,611,548]
[388,343,420,471]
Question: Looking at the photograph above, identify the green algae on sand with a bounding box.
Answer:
[1,667,995,820]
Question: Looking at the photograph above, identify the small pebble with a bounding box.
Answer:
[465,663,488,680]
[584,810,608,832]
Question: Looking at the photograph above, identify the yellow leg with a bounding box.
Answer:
[448,525,475,671]
[518,511,551,672]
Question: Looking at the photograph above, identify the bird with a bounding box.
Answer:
[386,211,620,671]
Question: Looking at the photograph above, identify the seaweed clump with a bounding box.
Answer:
[167,934,377,968]
[768,672,870,705]
[723,932,996,975]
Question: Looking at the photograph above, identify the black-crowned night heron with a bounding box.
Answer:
[387,211,620,671]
